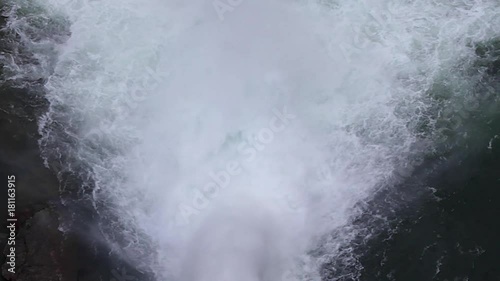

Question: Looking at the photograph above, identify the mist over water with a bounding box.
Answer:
[2,0,500,280]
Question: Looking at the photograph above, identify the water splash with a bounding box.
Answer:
[2,0,499,280]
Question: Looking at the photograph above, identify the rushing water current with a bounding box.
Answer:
[1,0,500,280]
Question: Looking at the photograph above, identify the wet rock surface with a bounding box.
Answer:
[0,64,137,281]
[0,83,126,281]
[0,6,153,281]
[0,84,103,281]
[0,77,62,280]
[0,85,59,222]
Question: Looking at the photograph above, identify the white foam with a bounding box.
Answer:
[6,0,500,280]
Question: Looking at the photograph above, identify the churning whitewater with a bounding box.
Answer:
[3,0,500,280]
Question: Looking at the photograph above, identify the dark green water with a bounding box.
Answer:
[319,38,500,281]
[358,136,500,281]
[354,41,500,281]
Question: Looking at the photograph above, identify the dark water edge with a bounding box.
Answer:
[358,139,500,281]
[323,54,500,281]
[355,46,500,281]
[0,6,153,281]
[322,41,500,280]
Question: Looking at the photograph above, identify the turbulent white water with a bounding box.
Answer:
[4,0,500,280]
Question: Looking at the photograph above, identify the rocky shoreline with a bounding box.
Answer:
[0,52,153,281]
[0,8,151,281]
[0,80,116,281]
